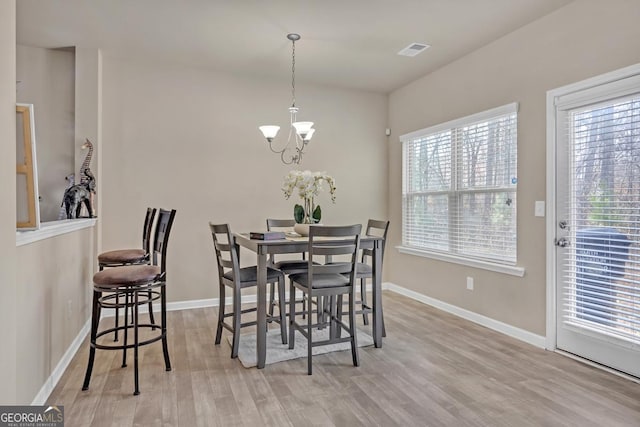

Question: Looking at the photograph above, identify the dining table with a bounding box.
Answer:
[233,231,384,369]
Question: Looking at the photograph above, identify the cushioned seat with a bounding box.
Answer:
[93,265,160,287]
[273,259,309,271]
[223,266,283,283]
[288,273,349,289]
[98,248,147,264]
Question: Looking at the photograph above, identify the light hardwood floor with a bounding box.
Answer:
[48,292,640,426]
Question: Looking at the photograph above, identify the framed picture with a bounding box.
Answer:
[16,103,40,230]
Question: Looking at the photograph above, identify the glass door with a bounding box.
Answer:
[554,76,640,378]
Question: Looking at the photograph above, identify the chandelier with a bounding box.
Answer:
[259,33,315,165]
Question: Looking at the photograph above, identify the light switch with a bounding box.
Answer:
[535,201,545,217]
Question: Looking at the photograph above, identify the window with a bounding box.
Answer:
[401,103,518,265]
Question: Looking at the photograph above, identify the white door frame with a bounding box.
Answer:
[545,62,640,351]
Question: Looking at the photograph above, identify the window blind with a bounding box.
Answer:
[561,95,640,344]
[401,103,518,264]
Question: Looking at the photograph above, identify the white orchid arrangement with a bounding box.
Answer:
[282,170,336,224]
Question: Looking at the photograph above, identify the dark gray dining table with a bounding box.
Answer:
[233,232,384,369]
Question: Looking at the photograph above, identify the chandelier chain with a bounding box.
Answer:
[291,39,296,108]
[259,33,313,165]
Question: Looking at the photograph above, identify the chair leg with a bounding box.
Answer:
[82,290,100,391]
[230,285,241,359]
[114,292,119,342]
[215,283,225,345]
[121,291,129,368]
[317,296,324,329]
[161,282,172,372]
[148,290,156,330]
[277,277,287,345]
[381,302,387,338]
[360,278,369,325]
[100,265,120,343]
[329,295,337,340]
[133,290,140,396]
[307,293,313,375]
[336,295,344,339]
[288,280,296,350]
[268,281,276,319]
[349,291,360,367]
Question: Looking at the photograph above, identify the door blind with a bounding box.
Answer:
[561,94,640,344]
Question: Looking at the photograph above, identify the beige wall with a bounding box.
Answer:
[101,58,388,302]
[15,228,95,403]
[0,0,17,405]
[16,45,75,222]
[387,0,640,335]
[11,48,101,404]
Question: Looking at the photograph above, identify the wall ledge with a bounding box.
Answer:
[16,218,97,246]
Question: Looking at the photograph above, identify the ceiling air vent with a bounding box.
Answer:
[397,43,430,57]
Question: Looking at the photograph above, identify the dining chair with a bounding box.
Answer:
[356,219,389,328]
[83,208,176,396]
[97,207,157,341]
[266,218,313,319]
[210,223,287,359]
[266,218,310,274]
[288,224,362,375]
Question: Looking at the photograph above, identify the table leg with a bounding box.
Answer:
[372,239,383,348]
[257,252,267,368]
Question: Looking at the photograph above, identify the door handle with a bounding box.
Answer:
[555,237,570,247]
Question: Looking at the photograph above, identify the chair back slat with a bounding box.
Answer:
[312,243,357,257]
[142,207,157,255]
[214,242,232,252]
[266,218,295,230]
[151,209,177,275]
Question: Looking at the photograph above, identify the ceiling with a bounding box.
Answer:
[16,0,573,93]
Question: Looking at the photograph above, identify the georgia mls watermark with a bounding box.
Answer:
[0,406,64,427]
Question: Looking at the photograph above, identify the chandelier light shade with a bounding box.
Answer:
[258,125,280,142]
[259,33,315,165]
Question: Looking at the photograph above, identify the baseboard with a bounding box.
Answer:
[31,316,92,405]
[384,282,546,349]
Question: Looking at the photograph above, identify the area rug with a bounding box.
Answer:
[227,328,374,368]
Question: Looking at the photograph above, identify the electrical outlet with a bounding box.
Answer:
[466,276,474,290]
[67,300,73,318]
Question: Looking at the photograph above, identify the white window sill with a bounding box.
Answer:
[16,218,97,246]
[396,246,525,277]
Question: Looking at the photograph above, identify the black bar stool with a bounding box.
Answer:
[98,207,157,341]
[82,209,176,395]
